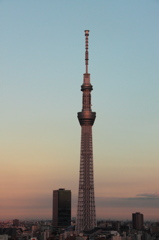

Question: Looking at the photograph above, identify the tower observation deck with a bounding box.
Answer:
[76,30,96,233]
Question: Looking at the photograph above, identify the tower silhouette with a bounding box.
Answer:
[76,30,96,233]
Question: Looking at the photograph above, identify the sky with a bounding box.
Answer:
[1,0,159,221]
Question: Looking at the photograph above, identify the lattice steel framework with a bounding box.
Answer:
[76,30,96,233]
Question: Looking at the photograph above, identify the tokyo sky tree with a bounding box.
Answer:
[76,30,96,233]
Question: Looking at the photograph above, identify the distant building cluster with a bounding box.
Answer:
[1,212,159,240]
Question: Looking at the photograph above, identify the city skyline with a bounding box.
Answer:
[1,0,159,220]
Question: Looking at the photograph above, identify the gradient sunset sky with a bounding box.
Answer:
[1,0,159,221]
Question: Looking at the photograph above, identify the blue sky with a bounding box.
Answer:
[1,0,159,220]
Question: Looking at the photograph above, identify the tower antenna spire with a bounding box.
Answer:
[85,30,89,73]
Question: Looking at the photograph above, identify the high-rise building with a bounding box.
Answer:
[52,188,71,228]
[76,30,96,233]
[132,212,144,230]
[13,219,19,227]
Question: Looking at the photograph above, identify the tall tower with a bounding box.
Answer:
[76,30,96,233]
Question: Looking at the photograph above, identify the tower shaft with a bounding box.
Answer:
[76,30,96,233]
